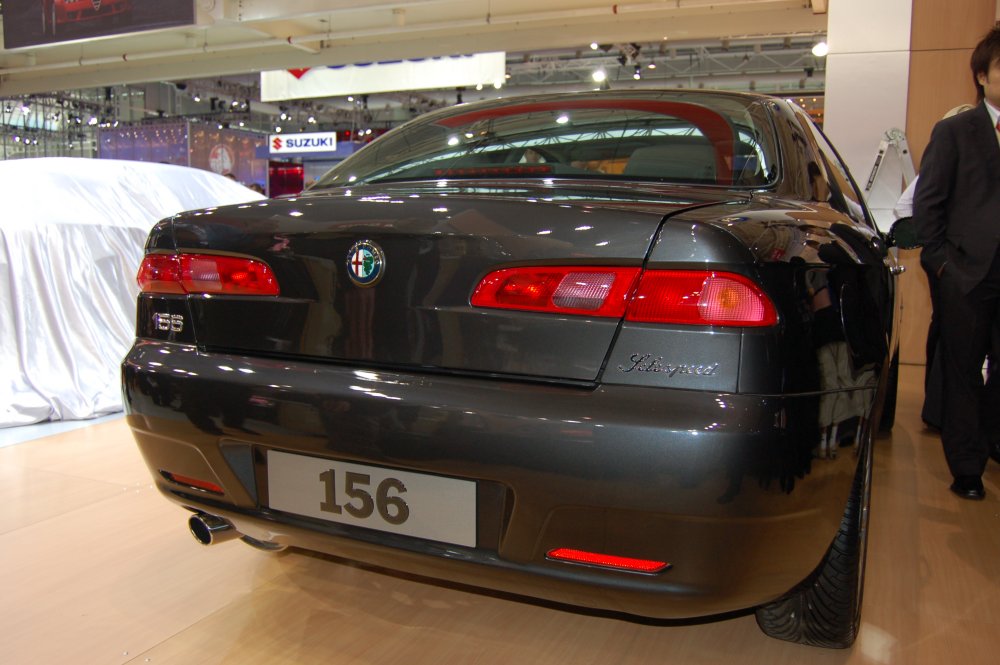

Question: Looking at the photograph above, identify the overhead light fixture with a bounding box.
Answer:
[648,62,656,69]
[590,42,599,50]
[592,69,607,83]
[812,39,829,57]
[493,79,503,89]
[633,66,641,80]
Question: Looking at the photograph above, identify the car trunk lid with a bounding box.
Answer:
[155,184,747,382]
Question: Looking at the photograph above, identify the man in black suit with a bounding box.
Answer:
[915,26,1000,500]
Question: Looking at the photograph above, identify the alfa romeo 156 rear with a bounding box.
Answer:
[122,90,899,648]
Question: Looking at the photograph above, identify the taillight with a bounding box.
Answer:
[137,254,279,296]
[471,267,641,317]
[626,270,776,326]
[471,266,775,326]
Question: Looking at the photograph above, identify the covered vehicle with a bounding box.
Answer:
[122,90,901,648]
[0,157,262,427]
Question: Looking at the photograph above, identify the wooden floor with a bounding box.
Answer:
[2,363,999,664]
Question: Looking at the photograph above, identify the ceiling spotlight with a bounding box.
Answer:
[648,62,656,69]
[592,69,607,83]
[193,94,201,102]
[493,79,503,89]
[812,40,830,57]
[307,115,316,123]
[590,42,599,50]
[275,126,282,133]
[633,66,641,80]
[556,114,570,124]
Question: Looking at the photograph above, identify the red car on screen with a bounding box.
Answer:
[42,0,133,36]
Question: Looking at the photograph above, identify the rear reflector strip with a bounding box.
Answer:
[547,548,670,574]
[160,471,224,495]
[138,253,280,296]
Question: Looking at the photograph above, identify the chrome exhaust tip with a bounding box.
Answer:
[188,513,239,546]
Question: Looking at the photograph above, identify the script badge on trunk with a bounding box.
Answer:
[346,240,385,287]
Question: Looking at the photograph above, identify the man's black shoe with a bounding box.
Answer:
[950,475,986,500]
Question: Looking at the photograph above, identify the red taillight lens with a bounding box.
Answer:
[547,548,670,574]
[471,266,775,326]
[626,270,776,326]
[136,254,185,294]
[471,267,641,317]
[138,254,279,296]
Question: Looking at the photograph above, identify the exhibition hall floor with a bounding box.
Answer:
[2,364,999,665]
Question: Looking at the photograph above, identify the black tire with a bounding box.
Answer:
[754,430,872,648]
[878,352,899,433]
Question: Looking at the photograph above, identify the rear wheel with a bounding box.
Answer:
[754,428,872,648]
[878,352,899,433]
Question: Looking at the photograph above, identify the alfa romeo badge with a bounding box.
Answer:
[346,240,385,287]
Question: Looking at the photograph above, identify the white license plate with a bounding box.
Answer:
[267,451,477,547]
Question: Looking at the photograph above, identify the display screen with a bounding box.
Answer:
[1,0,196,50]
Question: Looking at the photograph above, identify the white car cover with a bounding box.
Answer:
[0,158,265,428]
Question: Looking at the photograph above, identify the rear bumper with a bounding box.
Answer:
[123,340,861,619]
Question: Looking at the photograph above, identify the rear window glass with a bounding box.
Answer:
[313,92,778,189]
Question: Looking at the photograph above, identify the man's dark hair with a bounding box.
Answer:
[970,26,1000,102]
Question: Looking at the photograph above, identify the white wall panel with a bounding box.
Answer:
[824,50,911,228]
[823,0,913,225]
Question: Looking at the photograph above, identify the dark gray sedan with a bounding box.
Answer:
[123,90,900,648]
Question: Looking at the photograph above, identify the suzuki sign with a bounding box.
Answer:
[269,131,338,155]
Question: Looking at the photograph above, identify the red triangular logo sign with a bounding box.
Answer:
[288,68,311,79]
